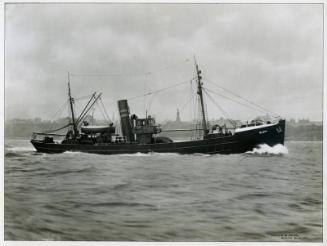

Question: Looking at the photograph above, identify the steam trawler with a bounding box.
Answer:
[31,61,285,154]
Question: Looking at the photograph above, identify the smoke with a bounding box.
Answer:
[246,144,288,155]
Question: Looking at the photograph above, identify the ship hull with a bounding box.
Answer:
[31,120,285,155]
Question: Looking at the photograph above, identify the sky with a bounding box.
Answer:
[5,3,323,122]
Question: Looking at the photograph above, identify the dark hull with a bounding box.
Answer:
[31,120,285,155]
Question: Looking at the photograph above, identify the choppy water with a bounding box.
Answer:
[4,139,322,241]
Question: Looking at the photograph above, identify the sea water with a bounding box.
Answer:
[4,139,322,241]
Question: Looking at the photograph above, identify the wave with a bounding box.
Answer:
[62,151,210,157]
[6,146,35,152]
[5,152,24,158]
[63,151,81,155]
[246,144,288,155]
[46,167,94,176]
[118,152,212,157]
[92,201,156,208]
[62,151,168,157]
[117,152,182,157]
[62,151,172,157]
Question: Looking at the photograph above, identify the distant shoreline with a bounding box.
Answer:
[5,118,322,142]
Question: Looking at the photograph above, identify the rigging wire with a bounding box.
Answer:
[43,123,71,134]
[99,97,112,123]
[203,77,278,116]
[202,88,237,128]
[90,107,96,125]
[145,58,190,76]
[145,90,159,115]
[143,73,149,116]
[74,93,96,101]
[70,72,150,77]
[179,88,195,114]
[48,100,69,122]
[204,86,268,115]
[204,93,209,128]
[94,101,108,123]
[189,80,197,140]
[127,77,196,101]
[76,93,97,124]
[95,99,111,124]
[77,102,96,125]
[73,103,83,118]
[196,97,203,138]
[191,78,198,138]
[76,93,102,125]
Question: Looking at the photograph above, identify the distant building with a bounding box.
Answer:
[176,108,181,122]
[298,119,310,124]
[289,118,296,124]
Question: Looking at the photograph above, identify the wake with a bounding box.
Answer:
[6,146,35,152]
[246,144,288,155]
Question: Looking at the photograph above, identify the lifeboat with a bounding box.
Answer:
[81,125,115,134]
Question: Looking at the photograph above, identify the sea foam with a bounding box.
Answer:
[6,146,35,152]
[246,144,288,155]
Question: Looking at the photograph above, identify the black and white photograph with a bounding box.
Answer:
[3,1,323,243]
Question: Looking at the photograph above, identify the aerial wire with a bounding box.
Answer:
[70,58,191,78]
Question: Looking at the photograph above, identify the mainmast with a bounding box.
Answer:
[68,72,78,137]
[194,57,208,137]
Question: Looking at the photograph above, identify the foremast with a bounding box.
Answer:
[68,72,78,138]
[195,58,208,138]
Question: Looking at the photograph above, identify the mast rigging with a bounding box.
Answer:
[68,72,78,137]
[76,93,103,125]
[194,57,208,137]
